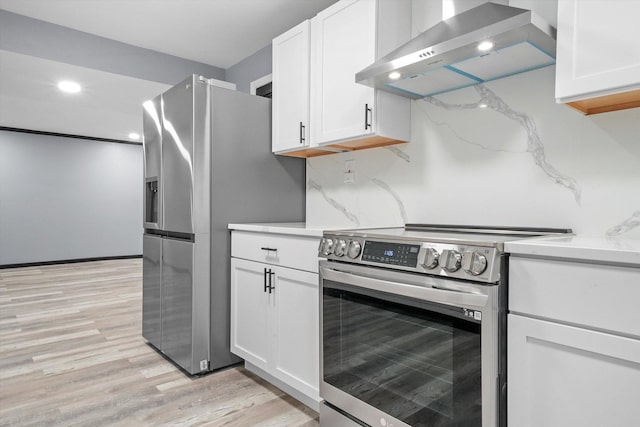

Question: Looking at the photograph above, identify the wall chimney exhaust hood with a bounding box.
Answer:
[356,2,556,99]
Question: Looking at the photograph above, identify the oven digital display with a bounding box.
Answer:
[362,241,420,267]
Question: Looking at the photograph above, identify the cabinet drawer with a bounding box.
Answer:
[231,231,319,273]
[509,257,640,338]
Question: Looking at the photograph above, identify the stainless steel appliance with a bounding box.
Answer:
[318,224,571,427]
[356,2,557,98]
[142,75,305,375]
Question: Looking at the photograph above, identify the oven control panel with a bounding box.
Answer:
[319,234,501,283]
[361,241,420,267]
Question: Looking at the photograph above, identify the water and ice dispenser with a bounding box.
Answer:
[145,178,159,225]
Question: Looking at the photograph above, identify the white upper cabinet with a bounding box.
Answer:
[310,0,375,145]
[555,0,640,114]
[272,20,311,154]
[311,0,411,150]
[271,0,411,157]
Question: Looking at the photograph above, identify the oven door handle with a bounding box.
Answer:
[321,267,488,309]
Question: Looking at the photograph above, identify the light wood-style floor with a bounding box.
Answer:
[0,258,318,426]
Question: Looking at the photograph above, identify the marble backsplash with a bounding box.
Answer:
[306,67,640,238]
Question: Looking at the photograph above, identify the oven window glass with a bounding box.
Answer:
[323,282,481,426]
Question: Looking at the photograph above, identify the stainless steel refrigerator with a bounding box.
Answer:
[142,75,305,375]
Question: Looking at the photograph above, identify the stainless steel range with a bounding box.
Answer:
[318,224,571,427]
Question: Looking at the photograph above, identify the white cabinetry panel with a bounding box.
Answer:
[509,257,640,337]
[272,20,310,153]
[230,231,320,407]
[311,0,376,144]
[508,314,640,427]
[230,258,270,371]
[555,0,640,113]
[273,266,319,399]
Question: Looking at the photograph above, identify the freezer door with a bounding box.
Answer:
[161,236,203,373]
[161,76,202,234]
[143,96,162,229]
[142,234,162,348]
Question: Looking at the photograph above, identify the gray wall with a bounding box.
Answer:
[225,44,272,93]
[0,131,143,265]
[0,10,224,85]
[0,10,231,264]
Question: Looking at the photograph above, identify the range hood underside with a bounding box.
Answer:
[356,3,557,99]
[387,40,554,98]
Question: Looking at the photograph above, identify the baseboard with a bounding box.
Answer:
[0,254,142,269]
[244,361,320,412]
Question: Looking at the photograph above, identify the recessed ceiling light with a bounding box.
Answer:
[478,103,488,108]
[388,71,402,80]
[128,132,141,140]
[478,41,494,51]
[57,80,81,93]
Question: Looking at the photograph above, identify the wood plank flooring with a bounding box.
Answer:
[0,259,318,426]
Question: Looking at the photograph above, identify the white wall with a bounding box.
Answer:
[0,131,143,265]
[306,0,640,238]
[306,66,640,238]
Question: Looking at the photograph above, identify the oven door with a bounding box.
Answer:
[319,260,504,427]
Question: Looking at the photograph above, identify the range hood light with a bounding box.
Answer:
[478,41,494,51]
[388,71,402,80]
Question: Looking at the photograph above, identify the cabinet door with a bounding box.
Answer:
[508,314,640,427]
[556,0,640,102]
[230,258,271,371]
[311,0,375,145]
[272,20,310,153]
[272,266,320,401]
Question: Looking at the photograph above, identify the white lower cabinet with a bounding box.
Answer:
[230,258,271,372]
[508,257,640,426]
[508,314,640,427]
[230,238,320,409]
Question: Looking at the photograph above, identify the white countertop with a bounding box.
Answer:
[505,235,640,266]
[228,222,328,238]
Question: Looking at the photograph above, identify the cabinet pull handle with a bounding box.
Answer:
[364,103,372,130]
[263,268,268,293]
[268,270,275,294]
[261,247,278,252]
[299,122,305,144]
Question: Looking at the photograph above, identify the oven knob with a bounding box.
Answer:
[347,240,362,259]
[422,248,439,269]
[319,238,334,256]
[439,249,462,272]
[462,251,487,275]
[334,239,347,257]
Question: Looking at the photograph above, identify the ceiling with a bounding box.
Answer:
[0,0,338,69]
[0,0,338,142]
[0,50,171,142]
